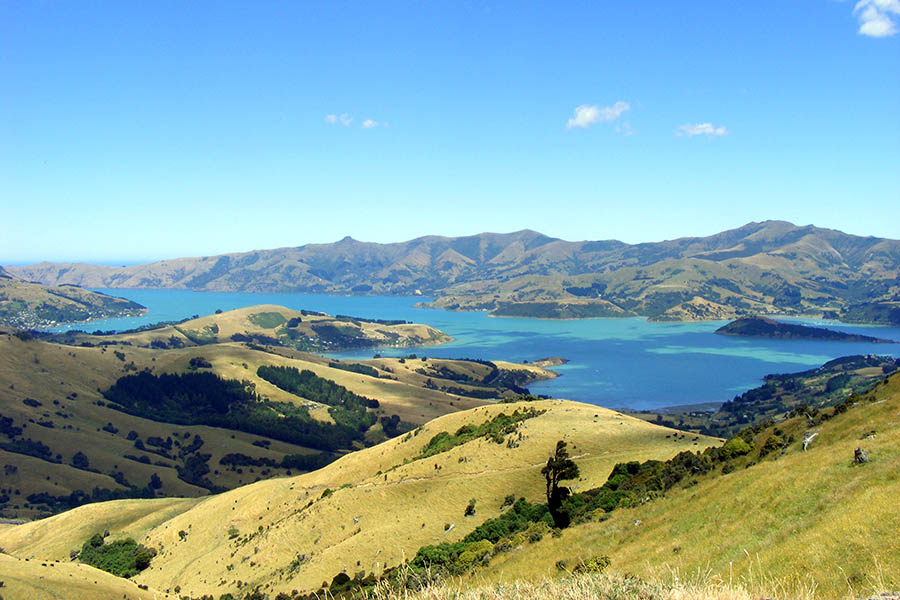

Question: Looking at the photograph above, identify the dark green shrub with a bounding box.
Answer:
[77,533,157,577]
[573,555,610,574]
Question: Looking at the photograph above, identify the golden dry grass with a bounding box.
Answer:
[476,375,900,599]
[0,400,718,598]
[366,570,825,600]
[103,305,452,350]
[0,327,549,517]
[0,553,165,600]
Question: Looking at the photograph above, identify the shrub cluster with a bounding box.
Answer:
[77,532,157,578]
[419,408,544,459]
[412,499,551,573]
[104,371,372,451]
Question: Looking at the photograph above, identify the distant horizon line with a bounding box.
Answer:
[3,219,893,267]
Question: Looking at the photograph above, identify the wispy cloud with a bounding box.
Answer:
[676,123,729,137]
[854,0,900,37]
[324,113,353,126]
[615,122,635,137]
[566,101,630,129]
[362,119,379,128]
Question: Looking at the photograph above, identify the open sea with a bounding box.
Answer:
[48,289,900,411]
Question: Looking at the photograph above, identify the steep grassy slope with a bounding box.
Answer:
[11,221,900,321]
[0,400,719,598]
[0,277,145,329]
[477,372,900,599]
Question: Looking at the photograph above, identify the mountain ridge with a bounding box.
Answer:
[8,221,900,321]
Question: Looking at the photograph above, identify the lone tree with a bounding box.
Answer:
[541,440,580,528]
[71,451,90,470]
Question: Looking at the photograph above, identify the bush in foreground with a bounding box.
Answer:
[77,532,157,578]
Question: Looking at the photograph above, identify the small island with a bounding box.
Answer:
[715,316,896,343]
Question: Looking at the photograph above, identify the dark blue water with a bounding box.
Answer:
[50,289,900,411]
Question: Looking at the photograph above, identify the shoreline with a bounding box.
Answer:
[18,285,896,328]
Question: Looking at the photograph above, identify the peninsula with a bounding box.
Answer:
[715,316,896,343]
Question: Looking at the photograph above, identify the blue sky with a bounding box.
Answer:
[2,1,898,263]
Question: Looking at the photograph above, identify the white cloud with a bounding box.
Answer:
[362,119,379,128]
[324,113,353,126]
[676,123,729,137]
[854,0,900,37]
[566,101,630,129]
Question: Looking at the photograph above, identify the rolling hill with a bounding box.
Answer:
[46,304,451,352]
[0,399,720,598]
[9,221,900,321]
[0,275,145,329]
[470,370,900,600]
[0,307,555,520]
[1,369,897,599]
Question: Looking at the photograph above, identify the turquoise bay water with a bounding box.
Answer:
[51,289,900,411]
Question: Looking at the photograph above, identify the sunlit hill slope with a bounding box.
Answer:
[0,399,719,598]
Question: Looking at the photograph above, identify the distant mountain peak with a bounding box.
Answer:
[6,223,898,323]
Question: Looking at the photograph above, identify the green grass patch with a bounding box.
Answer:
[179,323,219,344]
[78,532,157,578]
[248,311,287,329]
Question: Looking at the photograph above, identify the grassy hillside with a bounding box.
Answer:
[11,221,900,321]
[0,400,719,598]
[0,277,145,329]
[474,371,900,599]
[0,553,164,600]
[2,371,894,599]
[0,313,557,519]
[47,304,451,352]
[364,572,823,600]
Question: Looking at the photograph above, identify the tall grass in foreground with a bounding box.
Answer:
[358,568,894,600]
